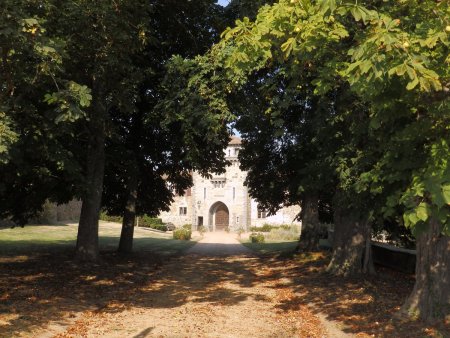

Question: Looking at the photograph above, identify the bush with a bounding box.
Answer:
[250,232,265,243]
[100,212,123,224]
[140,215,163,226]
[182,223,192,230]
[198,225,207,236]
[249,224,277,232]
[139,215,167,231]
[173,228,192,240]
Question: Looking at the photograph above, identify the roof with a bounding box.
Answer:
[229,135,242,145]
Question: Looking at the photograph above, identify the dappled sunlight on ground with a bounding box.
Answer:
[0,227,448,337]
[260,252,449,337]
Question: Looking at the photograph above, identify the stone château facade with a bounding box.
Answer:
[159,136,301,231]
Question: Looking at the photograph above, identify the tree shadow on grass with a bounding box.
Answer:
[262,252,449,338]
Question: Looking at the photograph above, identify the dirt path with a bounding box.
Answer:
[34,233,352,338]
[186,232,253,256]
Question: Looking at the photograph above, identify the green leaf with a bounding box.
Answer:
[406,77,419,90]
[442,184,450,205]
[416,202,430,222]
[408,211,420,225]
[281,38,296,58]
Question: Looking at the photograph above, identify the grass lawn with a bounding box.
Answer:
[240,238,298,255]
[0,221,198,256]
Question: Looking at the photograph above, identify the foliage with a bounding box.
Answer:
[250,224,277,232]
[250,224,294,232]
[205,0,449,319]
[224,0,276,22]
[0,0,92,225]
[250,232,265,243]
[102,0,231,222]
[265,225,300,241]
[173,228,192,241]
[208,0,450,238]
[140,216,163,225]
[141,223,168,232]
[99,212,123,224]
[182,224,193,231]
[0,0,232,257]
[139,216,167,232]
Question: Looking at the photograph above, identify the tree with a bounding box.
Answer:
[339,1,450,320]
[229,68,333,251]
[199,0,449,321]
[0,0,91,225]
[215,0,377,266]
[224,0,276,21]
[101,0,231,253]
[1,0,232,259]
[43,0,155,261]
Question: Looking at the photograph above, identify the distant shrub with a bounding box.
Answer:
[173,228,192,240]
[140,215,163,225]
[198,225,207,236]
[140,215,167,231]
[100,212,123,224]
[182,224,192,230]
[280,224,292,230]
[265,224,300,241]
[250,232,265,243]
[249,224,278,232]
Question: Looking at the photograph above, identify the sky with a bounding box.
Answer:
[217,0,230,6]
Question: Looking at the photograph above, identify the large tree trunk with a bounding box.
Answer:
[400,218,450,322]
[326,203,375,276]
[75,85,106,262]
[296,195,321,251]
[118,165,138,253]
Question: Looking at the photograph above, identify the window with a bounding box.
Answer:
[212,180,225,188]
[234,148,239,156]
[179,207,187,216]
[236,216,239,224]
[233,187,235,200]
[257,206,267,219]
[204,187,206,200]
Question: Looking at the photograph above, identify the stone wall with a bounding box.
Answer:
[250,202,301,228]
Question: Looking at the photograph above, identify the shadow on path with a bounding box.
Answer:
[1,235,447,337]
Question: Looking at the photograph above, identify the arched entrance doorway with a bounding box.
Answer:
[209,202,229,231]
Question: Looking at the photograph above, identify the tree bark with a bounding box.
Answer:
[296,195,321,251]
[118,164,138,253]
[75,85,106,262]
[326,203,374,276]
[400,218,450,322]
